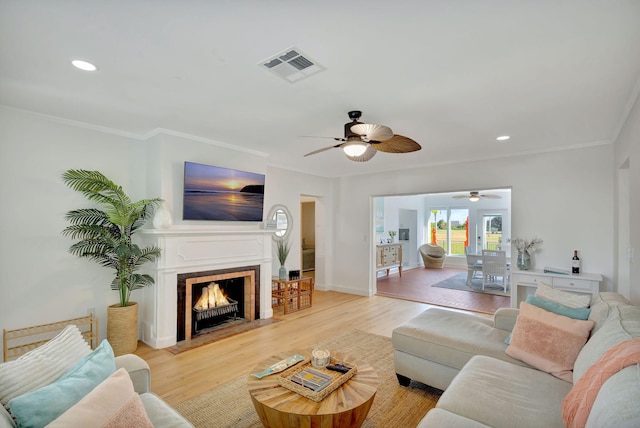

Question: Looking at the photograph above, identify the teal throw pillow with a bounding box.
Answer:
[9,339,116,428]
[505,296,592,345]
[525,295,591,320]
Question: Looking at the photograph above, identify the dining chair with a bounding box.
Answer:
[481,250,507,292]
[464,246,483,285]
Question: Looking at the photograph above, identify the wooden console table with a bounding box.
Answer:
[376,243,403,277]
[248,350,377,428]
[271,277,314,314]
[510,269,602,308]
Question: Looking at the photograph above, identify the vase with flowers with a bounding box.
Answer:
[388,230,397,243]
[509,237,543,270]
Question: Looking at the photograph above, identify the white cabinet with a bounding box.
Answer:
[510,269,602,308]
[376,244,403,277]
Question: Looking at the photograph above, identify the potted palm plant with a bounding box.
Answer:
[62,169,161,355]
[275,237,290,280]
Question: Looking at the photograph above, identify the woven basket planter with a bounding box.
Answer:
[107,302,138,356]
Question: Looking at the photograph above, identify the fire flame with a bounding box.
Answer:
[194,282,229,310]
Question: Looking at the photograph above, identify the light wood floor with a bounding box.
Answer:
[135,290,441,407]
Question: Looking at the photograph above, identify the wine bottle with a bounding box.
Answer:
[572,250,580,274]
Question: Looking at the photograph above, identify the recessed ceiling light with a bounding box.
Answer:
[496,135,510,141]
[71,60,98,71]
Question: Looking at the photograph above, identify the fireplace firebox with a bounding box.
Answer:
[176,265,260,342]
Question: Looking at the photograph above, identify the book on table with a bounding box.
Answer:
[290,368,334,392]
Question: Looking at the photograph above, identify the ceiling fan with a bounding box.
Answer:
[303,110,421,162]
[452,191,502,202]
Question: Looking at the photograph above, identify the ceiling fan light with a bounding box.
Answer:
[342,141,369,157]
[469,196,480,202]
[345,145,377,162]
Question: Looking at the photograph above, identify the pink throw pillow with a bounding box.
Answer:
[47,368,153,427]
[506,302,595,382]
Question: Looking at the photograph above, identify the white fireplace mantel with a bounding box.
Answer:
[139,227,275,348]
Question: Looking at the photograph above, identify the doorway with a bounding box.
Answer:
[300,198,316,279]
[478,209,509,252]
[399,208,418,268]
[373,189,512,313]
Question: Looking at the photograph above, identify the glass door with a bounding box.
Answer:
[481,212,504,251]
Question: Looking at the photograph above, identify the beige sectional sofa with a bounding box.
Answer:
[392,292,640,427]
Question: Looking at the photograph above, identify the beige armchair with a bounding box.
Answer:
[419,244,446,269]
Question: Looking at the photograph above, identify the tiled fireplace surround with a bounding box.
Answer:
[140,228,274,349]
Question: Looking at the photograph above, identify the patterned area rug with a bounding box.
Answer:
[432,271,510,296]
[175,329,440,427]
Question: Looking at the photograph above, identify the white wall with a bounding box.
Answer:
[0,105,624,352]
[0,107,143,345]
[614,88,640,304]
[142,131,268,226]
[329,145,614,296]
[263,167,332,288]
[0,108,333,351]
[379,195,425,268]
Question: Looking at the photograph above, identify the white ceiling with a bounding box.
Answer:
[1,1,639,178]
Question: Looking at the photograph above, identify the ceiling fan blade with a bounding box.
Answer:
[303,143,343,157]
[371,134,421,153]
[345,144,377,162]
[350,123,393,142]
[452,195,469,199]
[481,194,502,199]
[300,135,346,141]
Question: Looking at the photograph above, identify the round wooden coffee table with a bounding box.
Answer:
[248,350,378,428]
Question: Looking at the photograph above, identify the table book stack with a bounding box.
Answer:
[278,358,357,402]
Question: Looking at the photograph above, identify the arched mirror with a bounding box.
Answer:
[267,204,292,240]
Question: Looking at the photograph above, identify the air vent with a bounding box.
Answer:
[260,46,326,83]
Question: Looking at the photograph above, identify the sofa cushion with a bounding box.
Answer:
[8,339,115,428]
[588,292,632,333]
[47,368,153,428]
[563,338,640,428]
[574,305,640,383]
[535,281,591,309]
[418,408,491,428]
[436,355,572,428]
[0,325,90,413]
[392,308,527,372]
[506,302,594,382]
[585,364,640,428]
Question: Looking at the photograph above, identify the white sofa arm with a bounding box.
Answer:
[493,308,519,332]
[0,405,14,428]
[115,354,151,394]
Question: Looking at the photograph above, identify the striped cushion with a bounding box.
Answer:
[535,281,592,309]
[0,325,91,412]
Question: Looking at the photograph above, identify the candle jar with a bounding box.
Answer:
[311,348,330,368]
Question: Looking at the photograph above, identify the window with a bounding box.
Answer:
[428,208,469,256]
